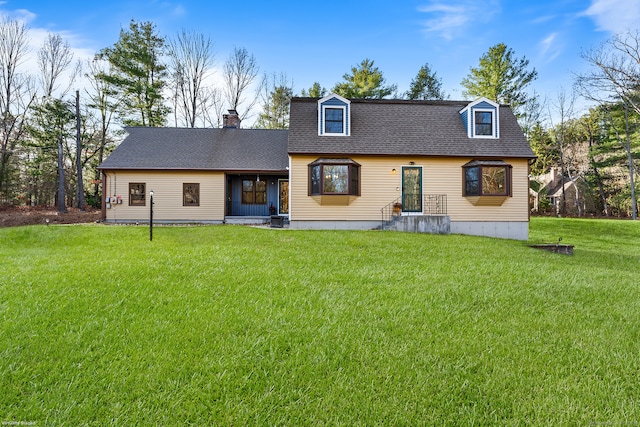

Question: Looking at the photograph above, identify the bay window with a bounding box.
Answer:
[309,158,360,196]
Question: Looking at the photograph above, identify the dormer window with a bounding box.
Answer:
[459,97,499,139]
[474,110,494,136]
[324,107,345,134]
[318,94,350,136]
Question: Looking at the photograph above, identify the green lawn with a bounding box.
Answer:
[1,218,639,425]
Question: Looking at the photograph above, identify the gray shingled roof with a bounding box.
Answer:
[98,127,289,171]
[288,98,536,158]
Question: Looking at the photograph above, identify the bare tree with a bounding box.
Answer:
[37,32,77,212]
[519,90,547,140]
[577,30,640,116]
[549,89,578,216]
[37,33,79,98]
[222,47,260,125]
[167,30,215,128]
[0,17,35,200]
[576,29,639,219]
[202,86,225,128]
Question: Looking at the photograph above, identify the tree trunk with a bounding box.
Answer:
[75,90,86,210]
[57,132,66,213]
[587,131,609,216]
[623,106,637,220]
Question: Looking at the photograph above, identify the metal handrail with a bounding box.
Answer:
[380,194,447,230]
[424,194,447,215]
[380,197,402,230]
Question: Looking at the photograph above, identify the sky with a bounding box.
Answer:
[3,0,640,121]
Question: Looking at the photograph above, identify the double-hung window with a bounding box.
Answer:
[183,183,200,206]
[324,108,344,134]
[474,111,494,136]
[129,183,146,206]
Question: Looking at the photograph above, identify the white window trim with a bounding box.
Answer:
[472,108,499,139]
[319,104,348,136]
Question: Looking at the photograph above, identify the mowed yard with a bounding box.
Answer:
[1,217,639,425]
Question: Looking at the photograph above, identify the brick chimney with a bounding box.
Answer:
[223,109,241,128]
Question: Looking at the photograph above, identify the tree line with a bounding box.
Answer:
[0,17,636,218]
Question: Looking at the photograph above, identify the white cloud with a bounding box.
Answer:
[8,8,36,24]
[538,32,561,63]
[171,4,186,17]
[583,0,640,33]
[418,0,500,40]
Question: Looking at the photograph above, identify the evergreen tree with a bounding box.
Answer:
[461,43,537,115]
[405,63,446,100]
[26,98,75,211]
[97,20,169,127]
[528,123,557,176]
[332,58,397,99]
[300,82,326,98]
[256,74,293,129]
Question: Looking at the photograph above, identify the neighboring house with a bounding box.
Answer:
[99,95,536,240]
[530,168,590,215]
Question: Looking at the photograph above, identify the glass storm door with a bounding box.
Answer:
[402,166,422,213]
[278,179,289,215]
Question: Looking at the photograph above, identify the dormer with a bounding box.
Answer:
[318,93,350,136]
[459,97,500,139]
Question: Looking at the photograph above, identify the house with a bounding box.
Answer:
[98,95,536,240]
[98,111,290,223]
[287,95,535,239]
[530,168,591,216]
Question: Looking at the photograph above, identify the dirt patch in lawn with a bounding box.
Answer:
[0,205,101,228]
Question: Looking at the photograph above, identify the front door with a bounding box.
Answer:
[402,166,422,213]
[278,179,289,215]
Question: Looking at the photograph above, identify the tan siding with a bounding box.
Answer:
[103,170,225,221]
[425,158,530,222]
[290,155,530,222]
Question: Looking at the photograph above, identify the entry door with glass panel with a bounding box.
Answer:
[278,179,289,215]
[402,166,422,213]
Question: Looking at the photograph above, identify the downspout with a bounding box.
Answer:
[101,172,107,221]
[528,157,537,221]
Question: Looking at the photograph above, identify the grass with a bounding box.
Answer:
[0,218,639,425]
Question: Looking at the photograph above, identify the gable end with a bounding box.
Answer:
[318,93,351,136]
[459,97,500,139]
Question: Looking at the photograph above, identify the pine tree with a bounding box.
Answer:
[461,43,537,115]
[405,63,446,100]
[97,20,169,127]
[257,82,293,129]
[300,82,326,98]
[332,59,397,99]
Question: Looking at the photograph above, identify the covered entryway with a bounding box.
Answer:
[225,174,287,218]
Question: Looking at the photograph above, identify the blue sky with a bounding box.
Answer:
[4,0,640,117]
